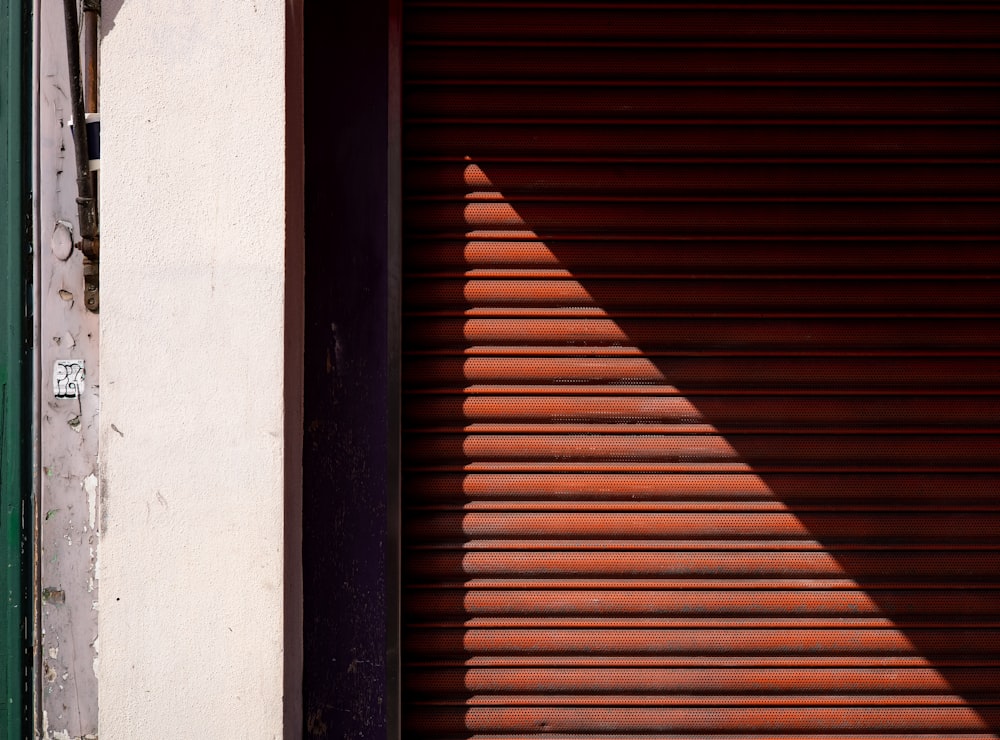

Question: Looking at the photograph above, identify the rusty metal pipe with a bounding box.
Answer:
[62,0,95,240]
[62,0,98,257]
[84,1,99,114]
[63,0,100,312]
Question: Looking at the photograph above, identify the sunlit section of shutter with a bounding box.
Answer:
[401,2,1000,736]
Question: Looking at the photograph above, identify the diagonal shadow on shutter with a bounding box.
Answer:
[401,3,1000,736]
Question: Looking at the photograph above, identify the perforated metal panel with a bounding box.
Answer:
[401,2,1000,736]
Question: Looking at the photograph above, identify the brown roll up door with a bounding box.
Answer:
[400,2,1000,736]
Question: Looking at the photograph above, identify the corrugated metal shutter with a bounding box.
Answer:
[401,2,1000,736]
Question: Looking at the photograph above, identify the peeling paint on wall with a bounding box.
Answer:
[37,2,100,737]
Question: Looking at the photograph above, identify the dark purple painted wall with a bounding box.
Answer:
[303,3,389,737]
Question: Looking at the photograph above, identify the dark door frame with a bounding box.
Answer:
[302,2,401,737]
[0,0,33,735]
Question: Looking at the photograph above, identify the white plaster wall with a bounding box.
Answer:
[98,1,297,736]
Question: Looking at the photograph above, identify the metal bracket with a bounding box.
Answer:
[82,256,99,313]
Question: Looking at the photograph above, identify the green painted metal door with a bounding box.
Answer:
[1,0,31,735]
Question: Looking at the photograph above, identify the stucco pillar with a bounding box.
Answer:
[98,1,302,736]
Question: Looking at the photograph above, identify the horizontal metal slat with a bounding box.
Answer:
[403,396,1000,428]
[404,590,1000,617]
[403,551,1000,580]
[405,512,1000,542]
[404,348,1000,359]
[404,85,1000,120]
[404,512,1000,541]
[405,46,1000,82]
[407,578,1000,590]
[408,539,1000,554]
[404,665,1000,694]
[405,539,1000,550]
[406,8,1000,42]
[406,627,1000,656]
[405,464,1000,474]
[412,618,1000,629]
[422,655,1000,667]
[405,123,1000,158]
[412,693,1000,706]
[404,313,1000,322]
[399,733,1000,740]
[406,162,1000,196]
[403,240,1000,273]
[410,502,1000,512]
[403,472,1000,501]
[406,201,1000,235]
[403,356,1000,388]
[402,705,1000,734]
[403,434,1000,465]
[404,278,1000,313]
[403,628,1000,656]
[404,426,1000,437]
[402,318,1000,350]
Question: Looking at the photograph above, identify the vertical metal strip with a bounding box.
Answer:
[387,0,404,738]
[284,1,305,736]
[29,0,42,734]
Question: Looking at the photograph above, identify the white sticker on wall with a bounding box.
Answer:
[54,360,86,399]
